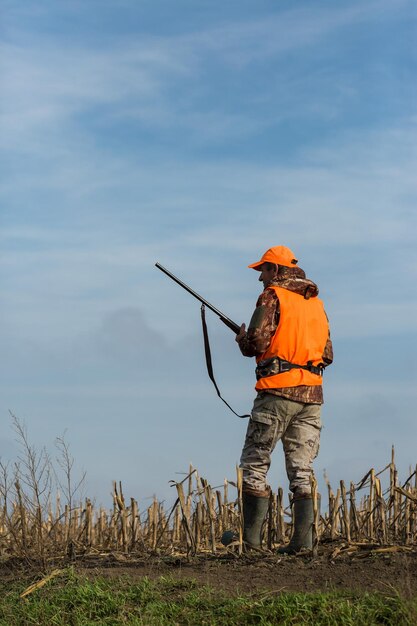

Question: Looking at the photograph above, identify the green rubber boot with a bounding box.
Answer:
[242,492,270,549]
[278,497,316,554]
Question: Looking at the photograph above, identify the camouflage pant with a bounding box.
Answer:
[240,392,322,496]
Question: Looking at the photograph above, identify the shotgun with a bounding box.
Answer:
[155,262,241,334]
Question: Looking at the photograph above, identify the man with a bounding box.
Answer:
[236,245,333,553]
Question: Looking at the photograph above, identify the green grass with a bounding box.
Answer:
[0,569,416,625]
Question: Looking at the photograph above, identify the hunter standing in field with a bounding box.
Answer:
[236,246,333,553]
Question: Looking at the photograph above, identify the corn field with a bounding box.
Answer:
[1,439,417,562]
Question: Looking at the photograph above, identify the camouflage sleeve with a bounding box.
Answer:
[322,331,333,366]
[321,312,333,367]
[238,289,279,357]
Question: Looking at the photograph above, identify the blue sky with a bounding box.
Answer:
[1,0,416,508]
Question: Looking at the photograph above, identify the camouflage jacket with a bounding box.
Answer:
[238,266,333,404]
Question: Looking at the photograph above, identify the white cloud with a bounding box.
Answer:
[177,0,411,66]
[1,113,416,344]
[2,0,414,162]
[0,36,193,157]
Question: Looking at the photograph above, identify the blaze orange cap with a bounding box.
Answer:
[248,245,298,270]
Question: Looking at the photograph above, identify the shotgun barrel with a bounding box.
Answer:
[155,262,241,334]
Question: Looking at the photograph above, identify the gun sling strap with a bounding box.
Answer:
[200,304,250,418]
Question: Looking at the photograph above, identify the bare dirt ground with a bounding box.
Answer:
[80,544,417,597]
[2,544,417,597]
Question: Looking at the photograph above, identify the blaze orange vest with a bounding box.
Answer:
[255,286,329,391]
